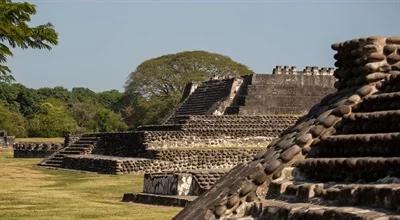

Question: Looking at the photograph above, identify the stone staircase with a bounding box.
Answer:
[40,136,99,168]
[172,78,235,117]
[256,88,400,218]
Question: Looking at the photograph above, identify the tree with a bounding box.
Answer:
[71,87,97,103]
[28,99,77,137]
[125,51,252,98]
[70,102,98,133]
[97,89,123,110]
[0,82,40,117]
[37,86,71,103]
[95,108,128,132]
[0,103,26,137]
[0,0,58,82]
[124,50,253,127]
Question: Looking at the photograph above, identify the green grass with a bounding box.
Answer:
[0,149,181,220]
[15,137,64,143]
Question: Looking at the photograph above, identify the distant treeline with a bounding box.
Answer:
[0,83,128,137]
[0,51,254,138]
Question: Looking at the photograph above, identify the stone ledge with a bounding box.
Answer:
[122,193,197,207]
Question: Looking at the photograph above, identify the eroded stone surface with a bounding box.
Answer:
[174,36,400,220]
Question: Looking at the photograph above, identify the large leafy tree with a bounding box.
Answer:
[28,99,77,137]
[124,50,253,127]
[0,0,58,82]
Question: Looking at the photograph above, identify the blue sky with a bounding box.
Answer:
[8,0,400,91]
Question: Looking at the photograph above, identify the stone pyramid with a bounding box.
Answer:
[174,36,400,219]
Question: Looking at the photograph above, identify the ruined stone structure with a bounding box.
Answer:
[0,130,14,148]
[174,36,400,219]
[13,142,63,158]
[40,71,333,175]
[12,134,79,158]
[225,72,335,115]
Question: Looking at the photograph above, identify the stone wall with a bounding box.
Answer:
[141,131,273,150]
[143,170,228,196]
[237,73,336,115]
[0,130,14,147]
[143,173,195,196]
[144,148,263,170]
[13,142,63,158]
[64,134,80,147]
[62,147,263,174]
[63,155,175,174]
[140,115,299,150]
[85,132,146,156]
[272,65,335,75]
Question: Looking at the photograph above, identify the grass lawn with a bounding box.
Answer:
[0,149,181,220]
[15,137,65,143]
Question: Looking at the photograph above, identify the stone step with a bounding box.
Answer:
[309,133,400,157]
[358,91,400,112]
[176,107,211,112]
[67,146,93,151]
[122,193,196,207]
[296,157,400,182]
[267,181,400,211]
[68,144,93,148]
[245,199,400,220]
[175,110,208,114]
[186,92,228,98]
[79,137,99,140]
[178,104,213,109]
[40,135,99,168]
[42,160,63,167]
[61,150,86,155]
[340,110,400,134]
[178,102,213,107]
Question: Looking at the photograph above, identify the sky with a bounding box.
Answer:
[7,0,400,92]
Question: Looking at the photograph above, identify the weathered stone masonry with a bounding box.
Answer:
[13,142,63,158]
[174,36,400,220]
[41,69,334,177]
[60,114,299,174]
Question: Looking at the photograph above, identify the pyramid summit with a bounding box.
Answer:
[174,36,400,219]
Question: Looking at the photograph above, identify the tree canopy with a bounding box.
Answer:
[0,83,128,137]
[0,103,26,137]
[123,50,253,128]
[0,0,58,82]
[28,99,77,137]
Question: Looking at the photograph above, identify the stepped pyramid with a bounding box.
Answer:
[41,71,333,175]
[175,36,400,219]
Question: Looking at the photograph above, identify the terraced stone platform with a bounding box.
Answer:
[174,36,400,219]
[13,142,64,158]
[122,193,196,207]
[41,114,300,174]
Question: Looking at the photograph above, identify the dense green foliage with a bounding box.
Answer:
[28,100,77,137]
[0,83,127,137]
[0,103,26,136]
[0,0,58,82]
[124,50,253,127]
[0,48,252,135]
